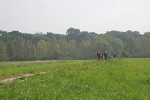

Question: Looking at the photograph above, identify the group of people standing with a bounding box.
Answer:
[97,51,108,60]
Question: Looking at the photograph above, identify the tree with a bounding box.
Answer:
[67,40,79,59]
[0,29,150,60]
[36,40,48,59]
[121,51,130,58]
[10,37,25,60]
[46,36,60,59]
[66,28,81,41]
[0,41,8,61]
[24,40,37,60]
[144,32,150,38]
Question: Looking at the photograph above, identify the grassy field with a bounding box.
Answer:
[0,58,150,99]
[0,60,60,79]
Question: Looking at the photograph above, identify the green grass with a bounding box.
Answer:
[0,58,150,99]
[0,60,63,79]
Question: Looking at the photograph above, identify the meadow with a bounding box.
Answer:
[0,58,150,100]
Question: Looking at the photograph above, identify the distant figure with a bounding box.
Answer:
[97,52,100,60]
[100,52,103,60]
[104,51,108,60]
[113,54,116,58]
[107,52,112,59]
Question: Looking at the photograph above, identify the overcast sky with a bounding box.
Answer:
[0,0,150,34]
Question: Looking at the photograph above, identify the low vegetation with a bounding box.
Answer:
[0,58,150,99]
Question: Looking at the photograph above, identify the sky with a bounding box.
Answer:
[0,0,150,34]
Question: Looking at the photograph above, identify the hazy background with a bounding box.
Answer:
[0,0,150,34]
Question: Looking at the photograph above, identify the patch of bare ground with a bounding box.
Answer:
[0,71,47,84]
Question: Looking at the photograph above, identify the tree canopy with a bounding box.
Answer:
[0,28,150,61]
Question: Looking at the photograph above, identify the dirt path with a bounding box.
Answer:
[0,72,47,84]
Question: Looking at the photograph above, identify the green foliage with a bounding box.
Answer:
[0,41,8,61]
[121,51,130,58]
[0,28,150,60]
[0,59,150,99]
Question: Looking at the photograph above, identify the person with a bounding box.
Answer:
[104,51,108,60]
[113,54,116,58]
[107,51,112,59]
[100,52,103,60]
[97,52,100,60]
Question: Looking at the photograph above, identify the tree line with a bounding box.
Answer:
[0,28,150,61]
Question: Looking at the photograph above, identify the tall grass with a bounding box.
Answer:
[0,58,150,99]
